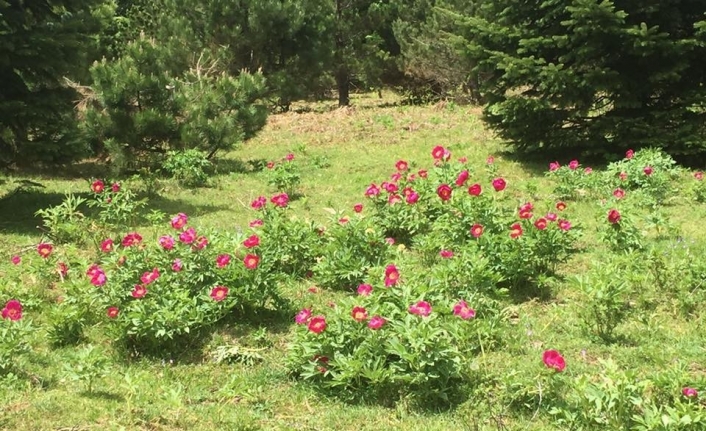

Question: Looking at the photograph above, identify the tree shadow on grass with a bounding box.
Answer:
[79,390,125,401]
[4,160,108,181]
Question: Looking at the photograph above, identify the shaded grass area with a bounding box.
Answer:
[2,93,706,430]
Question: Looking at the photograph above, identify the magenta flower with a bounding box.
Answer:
[295,308,312,325]
[179,227,196,244]
[131,284,147,299]
[121,232,142,247]
[409,301,432,317]
[140,268,160,285]
[682,387,698,398]
[216,254,231,268]
[100,238,114,253]
[455,170,469,187]
[368,315,386,330]
[365,183,380,197]
[271,193,289,208]
[549,161,560,172]
[171,213,188,230]
[172,259,183,272]
[558,219,572,231]
[1,299,22,321]
[159,235,175,250]
[542,350,566,372]
[439,250,454,259]
[384,264,400,287]
[568,160,579,170]
[492,178,506,192]
[353,203,363,213]
[357,284,373,296]
[10,255,20,265]
[243,235,260,248]
[251,196,267,210]
[210,286,229,301]
[249,219,263,228]
[453,300,476,320]
[406,191,419,204]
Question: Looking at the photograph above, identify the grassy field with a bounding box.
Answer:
[1,93,706,430]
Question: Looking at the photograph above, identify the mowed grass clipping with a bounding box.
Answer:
[1,93,706,430]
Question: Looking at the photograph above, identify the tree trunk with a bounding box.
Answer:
[336,67,350,107]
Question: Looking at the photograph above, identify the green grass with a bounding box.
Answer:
[2,93,706,430]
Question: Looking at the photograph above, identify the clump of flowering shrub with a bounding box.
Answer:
[604,148,681,205]
[287,264,505,405]
[56,211,281,353]
[266,153,301,196]
[547,159,601,200]
[0,299,32,374]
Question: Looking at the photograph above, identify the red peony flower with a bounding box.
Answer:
[549,161,560,172]
[546,212,558,222]
[468,183,482,196]
[285,153,295,161]
[111,183,121,193]
[1,299,22,321]
[455,170,469,187]
[492,178,506,192]
[37,242,53,258]
[368,315,386,330]
[244,254,260,270]
[453,300,476,320]
[171,212,188,230]
[91,179,105,193]
[159,235,175,250]
[608,209,621,224]
[417,169,428,179]
[409,300,432,317]
[556,201,567,211]
[390,172,402,183]
[295,308,312,324]
[470,224,484,238]
[626,149,634,159]
[131,284,147,299]
[558,219,572,231]
[406,191,419,204]
[351,306,368,322]
[542,349,566,372]
[357,284,372,296]
[613,188,625,199]
[100,238,114,253]
[383,182,398,193]
[11,255,20,265]
[210,285,229,301]
[437,184,452,201]
[266,161,275,169]
[534,218,548,230]
[695,171,704,181]
[568,160,579,170]
[216,254,231,268]
[307,315,327,334]
[353,203,363,213]
[643,165,653,176]
[57,262,69,278]
[510,223,523,239]
[271,193,289,207]
[243,234,260,248]
[384,264,400,287]
[106,306,119,319]
[395,160,408,171]
[249,219,263,228]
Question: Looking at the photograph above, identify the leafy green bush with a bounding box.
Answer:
[162,149,213,187]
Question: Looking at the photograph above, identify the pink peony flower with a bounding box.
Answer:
[643,165,653,176]
[210,286,229,301]
[388,194,402,205]
[353,203,363,213]
[140,268,160,285]
[285,153,295,161]
[243,234,260,248]
[307,315,327,334]
[295,308,312,324]
[558,219,572,231]
[271,193,289,208]
[395,160,408,171]
[613,188,625,199]
[179,227,196,244]
[37,242,53,258]
[510,223,523,239]
[453,300,476,320]
[695,171,703,181]
[584,167,593,174]
[626,149,634,159]
[546,212,558,222]
[384,264,400,287]
[455,170,469,187]
[486,155,495,165]
[470,224,484,238]
[682,387,698,398]
[549,161,560,172]
[100,238,114,253]
[351,306,368,322]
[406,191,419,204]
[91,179,105,193]
[437,184,452,201]
[193,235,208,250]
[111,183,120,193]
[409,300,432,317]
[244,254,260,270]
[534,218,548,230]
[492,178,506,192]
[439,250,454,259]
[542,349,566,372]
[131,284,147,299]
[568,160,579,170]
[172,259,183,272]
[171,213,188,230]
[365,183,380,197]
[11,255,21,265]
[357,284,373,296]
[251,196,267,210]
[368,315,386,330]
[249,219,263,228]
[1,299,22,321]
[417,169,428,179]
[390,172,402,183]
[468,183,482,196]
[106,306,119,319]
[608,209,621,224]
[431,145,447,160]
[121,232,143,247]
[159,235,175,250]
[216,254,231,268]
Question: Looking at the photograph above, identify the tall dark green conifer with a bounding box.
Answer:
[460,1,706,157]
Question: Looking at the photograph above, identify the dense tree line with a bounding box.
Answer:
[1,0,705,168]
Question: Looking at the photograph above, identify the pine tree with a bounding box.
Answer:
[0,0,103,166]
[460,0,706,158]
